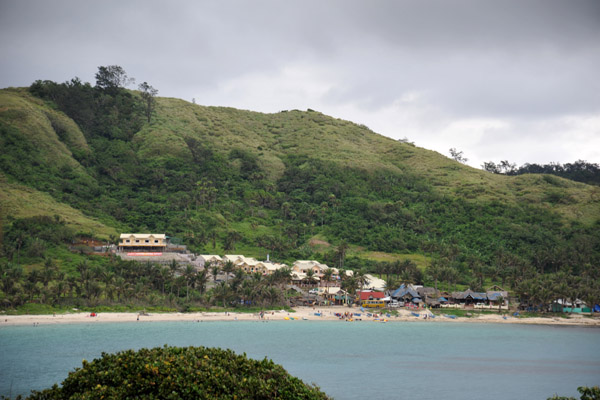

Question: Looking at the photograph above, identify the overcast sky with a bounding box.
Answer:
[1,0,599,168]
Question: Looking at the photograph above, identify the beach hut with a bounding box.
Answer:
[451,289,487,306]
[390,284,421,305]
[334,290,353,305]
[486,290,508,308]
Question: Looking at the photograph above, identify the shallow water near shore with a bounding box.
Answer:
[1,321,599,399]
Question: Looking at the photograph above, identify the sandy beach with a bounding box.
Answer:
[2,306,599,327]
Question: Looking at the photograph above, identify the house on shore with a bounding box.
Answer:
[486,289,509,307]
[357,290,385,306]
[390,284,422,305]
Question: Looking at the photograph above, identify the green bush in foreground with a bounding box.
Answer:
[548,386,600,400]
[23,346,330,399]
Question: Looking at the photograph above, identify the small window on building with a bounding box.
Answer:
[135,240,140,243]
[145,239,149,243]
[126,240,130,243]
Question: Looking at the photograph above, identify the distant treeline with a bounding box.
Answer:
[482,160,600,186]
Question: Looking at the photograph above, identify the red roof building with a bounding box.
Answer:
[357,291,385,301]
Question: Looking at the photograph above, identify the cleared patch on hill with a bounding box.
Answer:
[357,251,431,270]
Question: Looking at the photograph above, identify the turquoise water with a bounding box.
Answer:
[1,321,599,399]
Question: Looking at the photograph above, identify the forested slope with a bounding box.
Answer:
[1,75,599,292]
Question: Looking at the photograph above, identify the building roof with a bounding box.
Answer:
[120,233,166,239]
[263,262,287,271]
[291,271,307,280]
[358,291,385,301]
[314,287,342,295]
[363,274,386,291]
[417,287,437,297]
[452,289,487,300]
[199,255,222,262]
[223,255,245,263]
[293,260,329,271]
[486,291,508,301]
[391,284,421,299]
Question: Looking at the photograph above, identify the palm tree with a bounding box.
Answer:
[41,257,57,288]
[196,269,208,295]
[169,260,181,278]
[384,277,400,292]
[264,287,282,306]
[230,269,245,294]
[567,276,584,315]
[113,276,127,302]
[441,266,458,292]
[212,282,232,308]
[354,270,367,293]
[224,230,242,251]
[426,261,443,293]
[341,276,359,303]
[222,261,236,283]
[157,266,171,296]
[305,269,317,287]
[335,241,349,269]
[0,262,23,295]
[271,267,292,289]
[322,269,333,295]
[211,265,220,283]
[182,265,197,301]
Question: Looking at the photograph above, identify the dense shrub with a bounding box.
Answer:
[23,346,330,399]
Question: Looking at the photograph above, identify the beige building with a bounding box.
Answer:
[292,260,329,276]
[198,255,223,267]
[118,233,166,252]
[222,254,287,275]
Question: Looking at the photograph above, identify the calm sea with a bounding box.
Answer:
[1,320,599,399]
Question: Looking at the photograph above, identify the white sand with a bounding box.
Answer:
[1,306,598,327]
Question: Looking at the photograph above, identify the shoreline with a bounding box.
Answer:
[2,306,599,327]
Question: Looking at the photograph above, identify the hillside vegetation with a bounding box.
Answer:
[1,70,599,304]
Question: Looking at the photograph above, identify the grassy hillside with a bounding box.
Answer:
[1,80,599,292]
[0,174,117,239]
[149,97,600,224]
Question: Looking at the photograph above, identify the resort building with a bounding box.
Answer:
[118,233,167,252]
[292,260,330,276]
[198,255,223,267]
[222,254,288,275]
[223,255,246,264]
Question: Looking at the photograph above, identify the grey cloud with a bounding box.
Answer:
[1,0,599,164]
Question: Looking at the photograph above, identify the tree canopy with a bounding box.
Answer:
[21,346,330,399]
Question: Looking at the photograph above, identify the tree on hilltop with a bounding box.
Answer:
[449,148,468,164]
[95,65,135,92]
[138,81,158,123]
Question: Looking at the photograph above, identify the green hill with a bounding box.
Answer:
[1,79,599,290]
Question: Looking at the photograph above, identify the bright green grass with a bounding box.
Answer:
[0,176,118,240]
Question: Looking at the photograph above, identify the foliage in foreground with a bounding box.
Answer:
[547,386,600,400]
[20,346,330,400]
